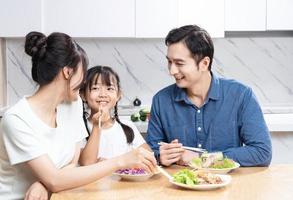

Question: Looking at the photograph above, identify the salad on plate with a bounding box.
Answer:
[170,169,231,190]
[189,152,240,174]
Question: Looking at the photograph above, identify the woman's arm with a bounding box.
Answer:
[24,142,83,199]
[26,147,156,193]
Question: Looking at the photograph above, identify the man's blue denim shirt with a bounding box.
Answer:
[146,73,272,166]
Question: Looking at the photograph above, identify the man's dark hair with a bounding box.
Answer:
[165,25,214,70]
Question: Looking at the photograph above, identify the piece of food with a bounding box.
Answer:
[190,153,236,169]
[139,108,150,117]
[201,152,223,162]
[116,168,146,175]
[139,114,147,121]
[172,169,223,185]
[209,158,235,169]
[172,169,198,186]
[130,113,140,122]
[190,157,202,169]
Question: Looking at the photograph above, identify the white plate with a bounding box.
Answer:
[113,171,160,182]
[169,174,231,190]
[189,162,240,174]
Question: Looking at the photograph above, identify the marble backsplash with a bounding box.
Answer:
[4,37,293,114]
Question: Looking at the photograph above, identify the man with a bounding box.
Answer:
[146,25,272,167]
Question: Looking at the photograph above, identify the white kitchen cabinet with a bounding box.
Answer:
[135,0,178,38]
[178,0,225,38]
[43,0,135,37]
[0,0,42,37]
[267,0,293,30]
[225,0,266,31]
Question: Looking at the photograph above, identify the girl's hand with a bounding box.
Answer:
[25,181,49,200]
[92,106,110,128]
[118,147,157,174]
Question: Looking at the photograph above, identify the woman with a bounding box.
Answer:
[0,32,156,200]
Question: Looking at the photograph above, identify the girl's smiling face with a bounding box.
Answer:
[84,73,121,115]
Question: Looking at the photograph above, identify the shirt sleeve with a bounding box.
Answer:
[222,87,272,166]
[146,94,168,160]
[1,114,46,165]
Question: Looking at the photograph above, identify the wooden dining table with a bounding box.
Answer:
[50,164,293,200]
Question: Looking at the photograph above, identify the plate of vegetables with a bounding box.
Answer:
[113,168,159,181]
[170,169,231,190]
[189,156,240,174]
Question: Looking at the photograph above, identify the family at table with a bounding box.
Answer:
[0,24,272,200]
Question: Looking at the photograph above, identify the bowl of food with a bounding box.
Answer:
[189,156,240,174]
[113,168,159,181]
[170,169,231,190]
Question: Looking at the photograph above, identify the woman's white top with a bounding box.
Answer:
[85,119,145,159]
[0,97,87,200]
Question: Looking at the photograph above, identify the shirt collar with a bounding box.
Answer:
[208,72,220,101]
[174,72,220,104]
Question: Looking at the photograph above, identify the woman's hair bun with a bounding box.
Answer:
[25,31,47,58]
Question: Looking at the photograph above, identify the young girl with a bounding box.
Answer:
[79,66,151,165]
[0,32,156,200]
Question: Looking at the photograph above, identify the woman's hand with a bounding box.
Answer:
[118,147,157,174]
[25,181,49,200]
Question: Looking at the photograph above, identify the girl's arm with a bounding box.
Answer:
[26,147,156,193]
[79,125,101,165]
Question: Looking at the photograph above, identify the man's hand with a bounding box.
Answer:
[25,181,49,200]
[176,150,200,166]
[159,139,185,166]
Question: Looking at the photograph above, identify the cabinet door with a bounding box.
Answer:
[43,0,135,37]
[225,0,266,31]
[178,0,225,38]
[0,0,42,37]
[267,0,293,30]
[135,0,178,38]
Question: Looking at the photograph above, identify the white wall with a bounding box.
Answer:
[0,39,6,108]
[0,0,42,37]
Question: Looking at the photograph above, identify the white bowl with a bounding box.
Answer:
[204,162,240,174]
[189,162,240,174]
[113,170,160,182]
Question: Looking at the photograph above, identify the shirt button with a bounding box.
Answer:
[198,144,202,148]
[197,127,202,131]
[197,110,201,114]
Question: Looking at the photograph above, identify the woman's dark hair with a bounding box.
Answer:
[25,31,88,86]
[165,25,214,70]
[80,66,135,144]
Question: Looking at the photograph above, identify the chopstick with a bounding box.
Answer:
[98,105,102,129]
[98,116,101,129]
[181,146,206,153]
[157,142,207,153]
[156,166,172,180]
